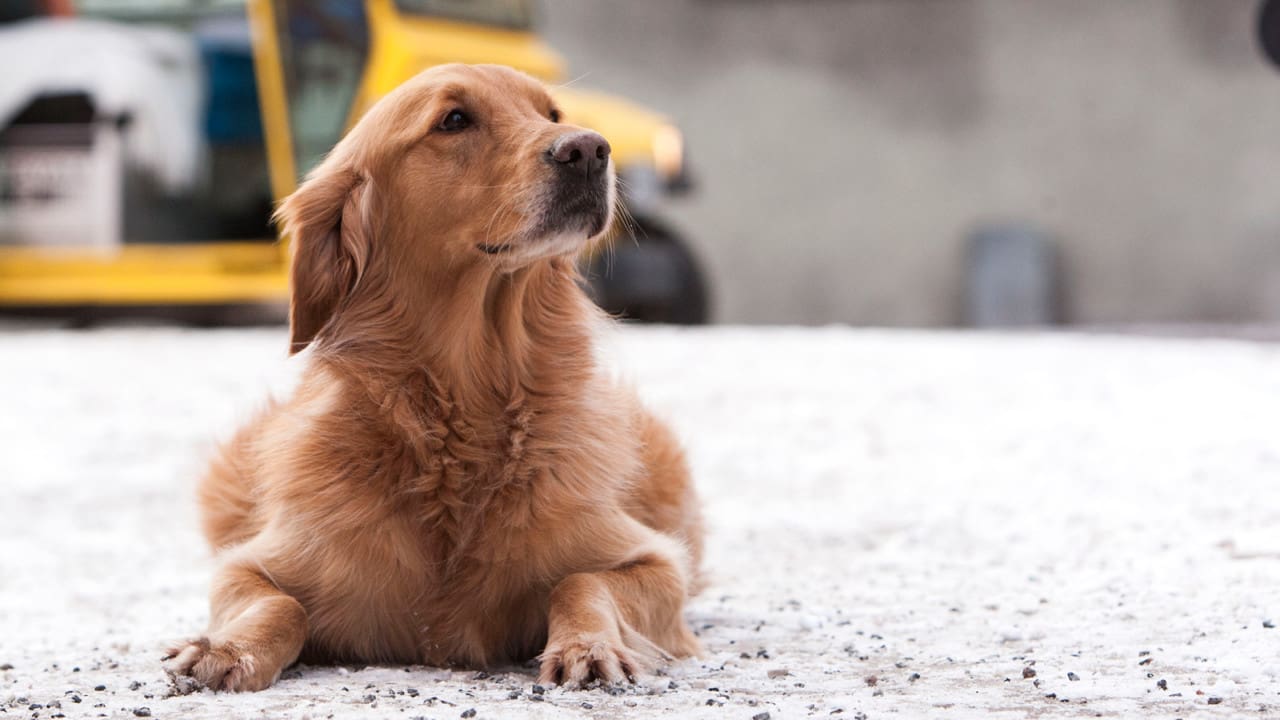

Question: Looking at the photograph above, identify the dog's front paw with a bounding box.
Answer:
[537,627,668,688]
[162,637,275,692]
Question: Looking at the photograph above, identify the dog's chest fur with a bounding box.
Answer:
[268,362,640,666]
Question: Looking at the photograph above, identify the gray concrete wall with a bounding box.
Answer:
[541,0,1280,325]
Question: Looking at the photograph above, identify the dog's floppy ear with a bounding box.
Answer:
[274,165,372,354]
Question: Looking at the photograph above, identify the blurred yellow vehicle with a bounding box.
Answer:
[0,0,706,322]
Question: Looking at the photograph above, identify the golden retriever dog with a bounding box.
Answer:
[163,64,703,692]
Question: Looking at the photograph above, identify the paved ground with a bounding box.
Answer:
[1,326,1277,719]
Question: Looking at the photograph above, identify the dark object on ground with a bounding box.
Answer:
[584,216,709,324]
[965,223,1059,327]
[1022,667,1036,679]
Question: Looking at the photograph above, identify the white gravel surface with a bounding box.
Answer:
[1,326,1278,719]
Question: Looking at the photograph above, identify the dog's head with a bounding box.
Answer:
[275,64,615,353]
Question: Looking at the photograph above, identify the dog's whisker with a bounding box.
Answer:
[552,71,592,90]
[478,184,538,261]
[456,182,524,190]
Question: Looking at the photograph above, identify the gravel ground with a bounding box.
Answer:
[1,326,1277,719]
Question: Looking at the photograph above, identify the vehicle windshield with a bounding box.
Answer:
[274,1,370,179]
[393,0,533,30]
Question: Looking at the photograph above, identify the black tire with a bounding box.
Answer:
[583,216,709,324]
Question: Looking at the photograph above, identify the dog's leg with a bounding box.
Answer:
[538,532,701,687]
[164,558,307,692]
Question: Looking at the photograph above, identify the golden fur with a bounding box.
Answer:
[164,64,703,691]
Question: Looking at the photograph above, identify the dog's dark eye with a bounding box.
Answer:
[549,108,561,123]
[438,109,472,132]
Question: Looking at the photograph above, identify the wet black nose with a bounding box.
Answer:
[548,131,611,177]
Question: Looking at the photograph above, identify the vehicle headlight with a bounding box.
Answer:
[652,124,684,181]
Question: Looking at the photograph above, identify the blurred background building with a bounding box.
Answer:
[544,0,1280,327]
[2,0,1280,328]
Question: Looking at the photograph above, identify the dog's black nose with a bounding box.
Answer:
[549,131,610,177]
